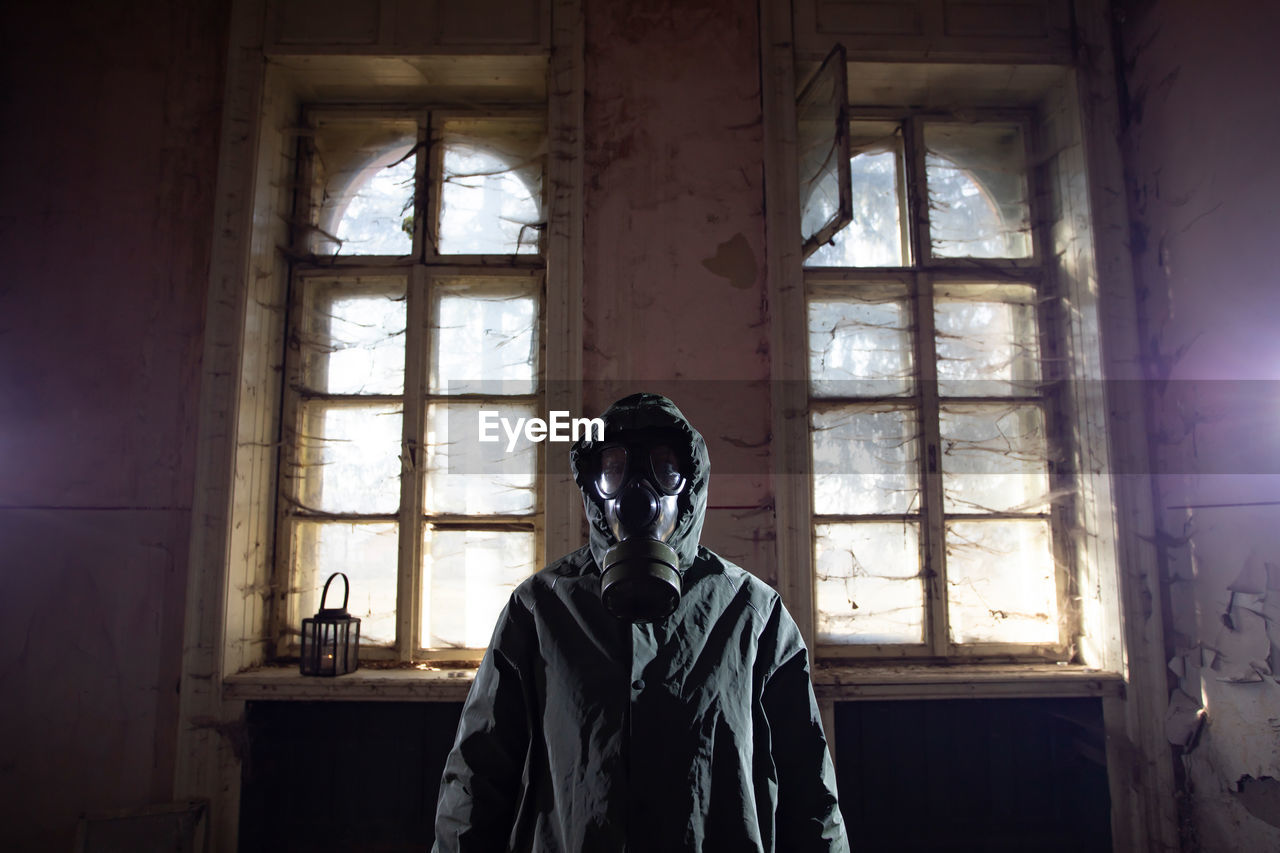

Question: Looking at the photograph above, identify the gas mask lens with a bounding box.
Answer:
[649,445,683,494]
[595,442,685,499]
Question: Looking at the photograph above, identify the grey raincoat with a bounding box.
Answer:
[433,394,849,852]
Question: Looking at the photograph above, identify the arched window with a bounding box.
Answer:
[327,142,417,255]
[438,136,543,255]
[308,117,545,258]
[924,123,1032,259]
[803,121,1032,267]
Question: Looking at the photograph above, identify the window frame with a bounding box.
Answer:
[803,106,1085,662]
[274,104,550,663]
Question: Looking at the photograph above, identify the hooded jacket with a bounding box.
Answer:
[433,394,849,852]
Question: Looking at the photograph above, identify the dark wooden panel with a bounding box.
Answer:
[437,0,544,45]
[267,0,548,53]
[240,701,464,853]
[817,1,925,36]
[945,1,1048,38]
[796,0,1072,63]
[274,0,381,45]
[834,697,1111,852]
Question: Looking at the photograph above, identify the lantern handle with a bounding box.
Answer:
[319,572,350,612]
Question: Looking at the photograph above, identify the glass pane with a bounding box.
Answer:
[815,522,922,644]
[438,117,544,255]
[812,405,919,515]
[309,119,417,256]
[806,122,906,267]
[422,528,535,649]
[925,123,1032,259]
[429,278,538,396]
[292,521,398,646]
[935,284,1040,397]
[298,276,407,395]
[809,291,913,397]
[295,403,403,514]
[946,518,1058,644]
[797,45,850,254]
[425,401,537,516]
[939,404,1050,513]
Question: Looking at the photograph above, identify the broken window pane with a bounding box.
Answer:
[946,518,1058,644]
[797,45,851,258]
[429,278,539,396]
[809,290,914,397]
[939,404,1050,513]
[812,405,919,515]
[422,528,535,649]
[295,403,403,514]
[806,122,906,268]
[815,522,923,644]
[935,284,1040,397]
[292,521,399,646]
[297,276,407,395]
[424,400,537,516]
[925,123,1032,259]
[438,117,544,255]
[309,119,418,256]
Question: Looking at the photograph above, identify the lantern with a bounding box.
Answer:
[300,572,361,676]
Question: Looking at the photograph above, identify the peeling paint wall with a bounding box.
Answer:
[0,1,228,848]
[582,0,775,578]
[1119,1,1280,848]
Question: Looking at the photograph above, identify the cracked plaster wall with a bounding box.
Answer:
[1119,1,1280,848]
[0,1,227,848]
[582,0,776,580]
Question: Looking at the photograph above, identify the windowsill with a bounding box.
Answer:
[225,666,478,702]
[812,662,1125,700]
[225,662,1123,702]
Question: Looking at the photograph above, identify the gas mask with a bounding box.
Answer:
[592,432,688,622]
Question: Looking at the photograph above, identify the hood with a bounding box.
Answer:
[569,393,709,572]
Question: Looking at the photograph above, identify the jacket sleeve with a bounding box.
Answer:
[760,599,851,852]
[432,596,534,852]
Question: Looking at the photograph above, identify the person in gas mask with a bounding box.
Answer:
[433,393,848,852]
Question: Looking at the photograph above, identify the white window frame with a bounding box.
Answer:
[275,105,549,663]
[772,60,1129,675]
[803,108,1079,661]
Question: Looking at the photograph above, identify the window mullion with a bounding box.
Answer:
[426,112,444,259]
[395,111,431,660]
[914,272,948,657]
[903,115,948,656]
[903,115,929,266]
[413,112,430,264]
[396,264,428,662]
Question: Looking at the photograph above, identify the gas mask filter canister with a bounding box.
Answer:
[594,437,687,622]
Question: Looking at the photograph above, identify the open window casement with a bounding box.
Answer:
[803,100,1090,662]
[798,44,851,259]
